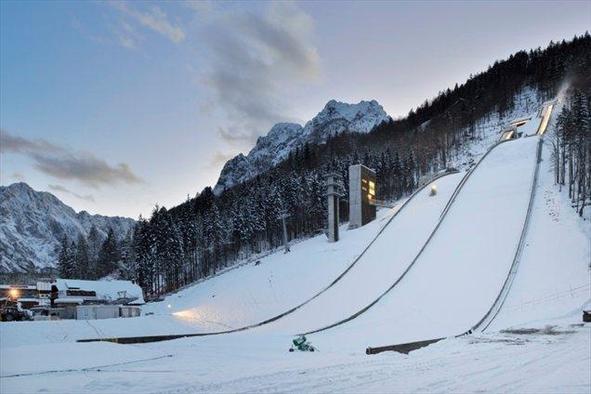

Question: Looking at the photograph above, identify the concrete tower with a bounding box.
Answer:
[348,164,376,229]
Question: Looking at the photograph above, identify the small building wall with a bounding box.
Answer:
[120,306,142,318]
[51,305,77,319]
[76,305,120,320]
[349,164,377,228]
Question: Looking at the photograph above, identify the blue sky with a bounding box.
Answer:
[1,0,589,218]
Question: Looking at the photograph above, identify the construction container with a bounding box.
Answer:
[76,305,120,320]
[119,305,141,318]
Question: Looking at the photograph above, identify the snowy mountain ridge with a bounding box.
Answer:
[214,99,390,194]
[0,182,135,272]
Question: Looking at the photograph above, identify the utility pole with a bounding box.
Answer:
[278,212,291,253]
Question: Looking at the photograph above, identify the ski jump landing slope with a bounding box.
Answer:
[259,172,464,334]
[62,172,461,345]
[309,136,541,352]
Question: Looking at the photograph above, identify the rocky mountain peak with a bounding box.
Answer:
[0,182,135,272]
[214,99,391,194]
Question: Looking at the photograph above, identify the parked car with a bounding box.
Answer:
[0,300,30,321]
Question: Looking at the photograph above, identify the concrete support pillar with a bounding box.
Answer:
[325,173,341,242]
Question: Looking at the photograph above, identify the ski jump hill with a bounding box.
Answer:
[3,102,588,356]
[75,105,545,346]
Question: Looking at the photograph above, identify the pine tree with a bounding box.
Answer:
[119,230,136,281]
[87,225,102,279]
[75,235,90,279]
[57,235,76,278]
[97,228,120,278]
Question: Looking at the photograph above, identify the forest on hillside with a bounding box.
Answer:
[58,34,591,298]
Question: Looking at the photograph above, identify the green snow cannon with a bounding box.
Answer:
[289,335,316,352]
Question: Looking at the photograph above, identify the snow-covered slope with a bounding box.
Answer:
[308,137,542,350]
[258,173,463,334]
[214,100,390,194]
[0,183,135,272]
[485,131,590,332]
[0,207,397,347]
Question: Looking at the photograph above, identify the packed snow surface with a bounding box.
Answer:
[256,173,463,334]
[485,138,590,331]
[0,205,401,346]
[312,137,541,349]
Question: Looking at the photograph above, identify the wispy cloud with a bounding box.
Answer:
[207,151,236,170]
[48,184,95,203]
[201,2,320,147]
[114,20,141,49]
[10,172,25,181]
[1,132,63,155]
[110,1,185,44]
[0,129,143,188]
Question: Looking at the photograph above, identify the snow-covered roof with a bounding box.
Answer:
[36,282,51,291]
[54,279,145,304]
[509,116,532,125]
[0,284,36,290]
[54,297,84,304]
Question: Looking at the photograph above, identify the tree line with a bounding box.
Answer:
[57,226,133,281]
[58,34,590,300]
[553,87,591,217]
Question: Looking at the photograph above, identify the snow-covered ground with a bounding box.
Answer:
[0,173,463,347]
[1,319,588,393]
[1,97,589,393]
[0,206,396,347]
[485,137,590,331]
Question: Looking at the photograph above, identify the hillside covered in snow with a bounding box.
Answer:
[0,183,135,272]
[1,105,589,393]
[121,36,590,302]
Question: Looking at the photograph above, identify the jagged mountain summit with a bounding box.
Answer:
[0,182,135,272]
[214,99,390,194]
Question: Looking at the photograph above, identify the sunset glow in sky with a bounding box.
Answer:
[1,0,589,218]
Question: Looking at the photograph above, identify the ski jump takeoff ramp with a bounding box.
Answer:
[79,171,463,344]
[308,137,541,353]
